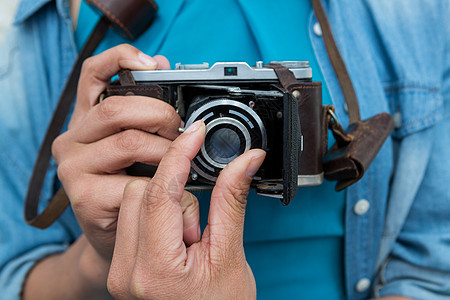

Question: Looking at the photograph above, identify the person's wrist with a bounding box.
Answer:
[22,235,112,300]
[77,236,112,298]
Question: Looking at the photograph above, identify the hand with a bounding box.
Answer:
[52,44,180,260]
[107,120,265,299]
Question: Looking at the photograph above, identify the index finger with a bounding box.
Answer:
[72,44,170,122]
[136,121,206,267]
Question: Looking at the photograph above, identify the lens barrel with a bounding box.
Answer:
[185,98,267,182]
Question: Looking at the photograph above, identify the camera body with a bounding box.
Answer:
[111,61,324,203]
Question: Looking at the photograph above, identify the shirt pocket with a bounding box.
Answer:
[385,81,444,139]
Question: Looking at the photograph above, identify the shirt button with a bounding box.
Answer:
[393,112,402,129]
[313,22,323,36]
[344,102,349,112]
[353,199,370,215]
[355,278,371,292]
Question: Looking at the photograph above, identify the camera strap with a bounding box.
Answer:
[311,0,394,190]
[24,0,158,228]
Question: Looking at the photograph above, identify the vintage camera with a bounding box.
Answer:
[112,61,324,204]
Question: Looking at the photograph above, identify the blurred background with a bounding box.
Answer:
[0,0,20,43]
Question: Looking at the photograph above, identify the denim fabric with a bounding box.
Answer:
[0,4,82,299]
[0,0,449,299]
[318,2,449,299]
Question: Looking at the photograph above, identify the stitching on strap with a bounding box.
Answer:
[89,0,133,38]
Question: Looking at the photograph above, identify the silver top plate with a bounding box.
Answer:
[131,61,312,82]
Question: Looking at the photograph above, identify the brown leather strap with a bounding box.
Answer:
[25,17,110,228]
[25,0,158,229]
[264,63,324,177]
[85,0,158,40]
[324,113,394,190]
[265,63,305,95]
[26,188,70,229]
[311,0,361,124]
[312,0,393,190]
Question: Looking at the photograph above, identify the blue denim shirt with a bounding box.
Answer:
[0,1,449,299]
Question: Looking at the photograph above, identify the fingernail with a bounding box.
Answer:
[246,151,266,178]
[184,120,204,134]
[137,52,157,67]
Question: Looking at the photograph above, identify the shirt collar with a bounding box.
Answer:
[14,0,70,24]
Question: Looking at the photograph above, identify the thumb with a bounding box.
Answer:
[207,149,265,249]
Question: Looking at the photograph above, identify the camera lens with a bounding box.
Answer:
[185,98,267,182]
[206,127,244,164]
[201,117,250,169]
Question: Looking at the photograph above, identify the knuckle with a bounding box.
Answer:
[181,193,199,222]
[129,265,171,300]
[215,179,248,221]
[67,180,92,209]
[224,178,249,206]
[115,43,135,53]
[140,175,178,215]
[80,56,96,76]
[129,274,153,300]
[114,44,139,64]
[51,133,66,161]
[129,282,145,299]
[159,104,178,124]
[96,96,122,121]
[145,176,170,204]
[181,192,199,213]
[114,129,145,153]
[166,172,186,194]
[56,160,77,185]
[129,265,188,300]
[106,269,126,298]
[165,143,184,160]
[125,178,150,192]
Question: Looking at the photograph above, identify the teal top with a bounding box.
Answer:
[75,0,346,298]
